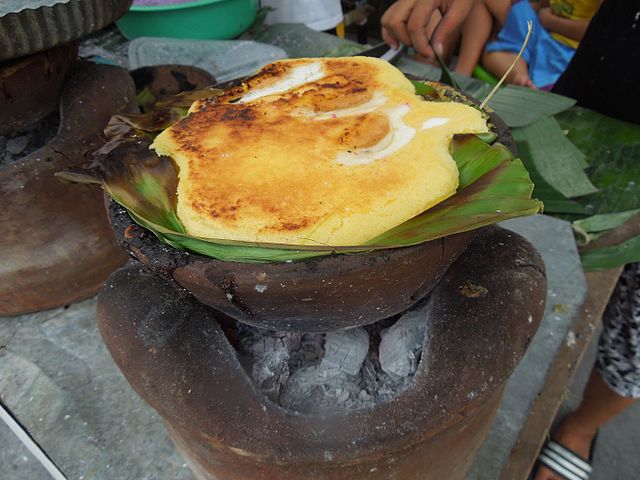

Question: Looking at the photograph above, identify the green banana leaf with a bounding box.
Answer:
[538,107,640,270]
[57,81,542,263]
[512,133,589,215]
[580,236,640,271]
[573,210,640,242]
[513,117,597,199]
[486,85,576,128]
[556,107,640,215]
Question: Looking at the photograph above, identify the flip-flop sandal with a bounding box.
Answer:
[533,431,598,480]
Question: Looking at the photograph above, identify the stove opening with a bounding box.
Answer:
[0,111,60,168]
[232,301,430,413]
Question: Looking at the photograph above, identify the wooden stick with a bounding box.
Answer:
[480,21,534,110]
[0,401,67,480]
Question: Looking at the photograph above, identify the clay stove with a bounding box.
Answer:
[87,84,547,479]
[96,196,546,480]
[0,0,137,315]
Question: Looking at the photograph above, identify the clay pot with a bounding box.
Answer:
[0,63,136,316]
[0,42,78,135]
[97,226,546,480]
[105,84,516,331]
[0,0,133,62]
[110,203,475,332]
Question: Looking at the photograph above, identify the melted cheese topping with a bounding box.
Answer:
[152,57,489,246]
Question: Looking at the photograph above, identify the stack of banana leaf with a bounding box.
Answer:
[483,85,640,271]
[443,75,639,271]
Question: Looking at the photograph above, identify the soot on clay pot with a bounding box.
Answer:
[109,201,475,332]
[97,226,547,480]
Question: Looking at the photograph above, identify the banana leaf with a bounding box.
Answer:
[57,82,542,263]
[574,210,640,239]
[555,107,640,215]
[580,236,640,271]
[546,107,640,270]
[512,133,589,215]
[513,117,597,199]
[486,85,576,128]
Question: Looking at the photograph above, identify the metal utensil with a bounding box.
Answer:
[355,43,405,64]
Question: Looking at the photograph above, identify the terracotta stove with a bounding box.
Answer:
[0,0,136,315]
[97,200,546,480]
[0,0,217,316]
[83,78,548,479]
[1,2,546,477]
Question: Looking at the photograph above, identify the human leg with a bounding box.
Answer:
[455,0,511,76]
[481,50,534,87]
[454,1,493,75]
[534,263,640,480]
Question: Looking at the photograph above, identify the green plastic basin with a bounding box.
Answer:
[116,0,258,40]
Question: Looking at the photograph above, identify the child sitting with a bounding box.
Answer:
[455,0,601,89]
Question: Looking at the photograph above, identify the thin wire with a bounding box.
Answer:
[480,21,534,110]
[0,402,67,480]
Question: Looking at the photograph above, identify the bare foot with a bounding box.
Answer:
[533,413,597,480]
[509,72,537,89]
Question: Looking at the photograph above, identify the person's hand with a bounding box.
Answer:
[381,0,476,60]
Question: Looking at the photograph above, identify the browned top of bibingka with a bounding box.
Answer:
[151,57,489,246]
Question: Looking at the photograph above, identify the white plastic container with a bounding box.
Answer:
[261,0,343,31]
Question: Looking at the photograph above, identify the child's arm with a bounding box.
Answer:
[530,1,549,13]
[538,1,602,43]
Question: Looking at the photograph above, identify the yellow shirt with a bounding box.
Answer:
[549,0,600,48]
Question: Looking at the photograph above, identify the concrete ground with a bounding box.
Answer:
[555,325,640,480]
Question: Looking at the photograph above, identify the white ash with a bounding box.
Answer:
[279,328,370,412]
[0,113,59,168]
[234,304,429,413]
[236,326,301,402]
[322,328,369,376]
[379,310,427,378]
[251,349,291,403]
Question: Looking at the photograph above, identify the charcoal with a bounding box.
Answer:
[0,113,59,168]
[235,304,429,413]
[379,310,427,378]
[279,367,361,413]
[5,136,29,155]
[238,326,302,402]
[252,350,291,402]
[322,328,369,376]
